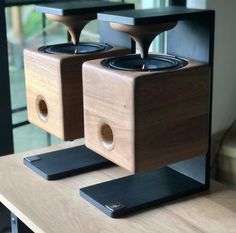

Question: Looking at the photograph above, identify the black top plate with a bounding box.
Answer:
[36,1,134,16]
[98,7,214,25]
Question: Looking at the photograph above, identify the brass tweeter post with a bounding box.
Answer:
[110,22,177,59]
[46,13,97,45]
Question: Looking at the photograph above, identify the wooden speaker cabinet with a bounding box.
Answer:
[24,1,134,141]
[83,58,209,173]
[24,47,130,141]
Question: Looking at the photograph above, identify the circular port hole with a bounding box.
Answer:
[36,96,48,122]
[100,123,114,150]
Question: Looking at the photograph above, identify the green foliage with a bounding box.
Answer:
[23,12,54,39]
[23,12,42,38]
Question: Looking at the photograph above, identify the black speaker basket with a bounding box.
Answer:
[101,54,188,72]
[39,42,112,55]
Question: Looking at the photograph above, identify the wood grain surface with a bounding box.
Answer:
[24,47,130,141]
[83,58,209,173]
[0,142,235,233]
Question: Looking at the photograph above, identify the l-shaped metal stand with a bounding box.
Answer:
[80,7,215,218]
[80,158,207,218]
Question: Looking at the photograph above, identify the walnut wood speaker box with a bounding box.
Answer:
[24,46,130,140]
[24,1,134,141]
[83,57,210,173]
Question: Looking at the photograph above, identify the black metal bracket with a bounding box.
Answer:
[80,163,206,218]
[80,7,215,218]
[11,213,33,233]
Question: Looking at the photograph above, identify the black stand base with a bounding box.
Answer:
[80,167,206,218]
[23,145,112,180]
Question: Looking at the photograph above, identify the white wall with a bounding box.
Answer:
[187,0,236,134]
[208,0,236,133]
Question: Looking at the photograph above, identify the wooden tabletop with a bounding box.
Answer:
[0,141,236,233]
